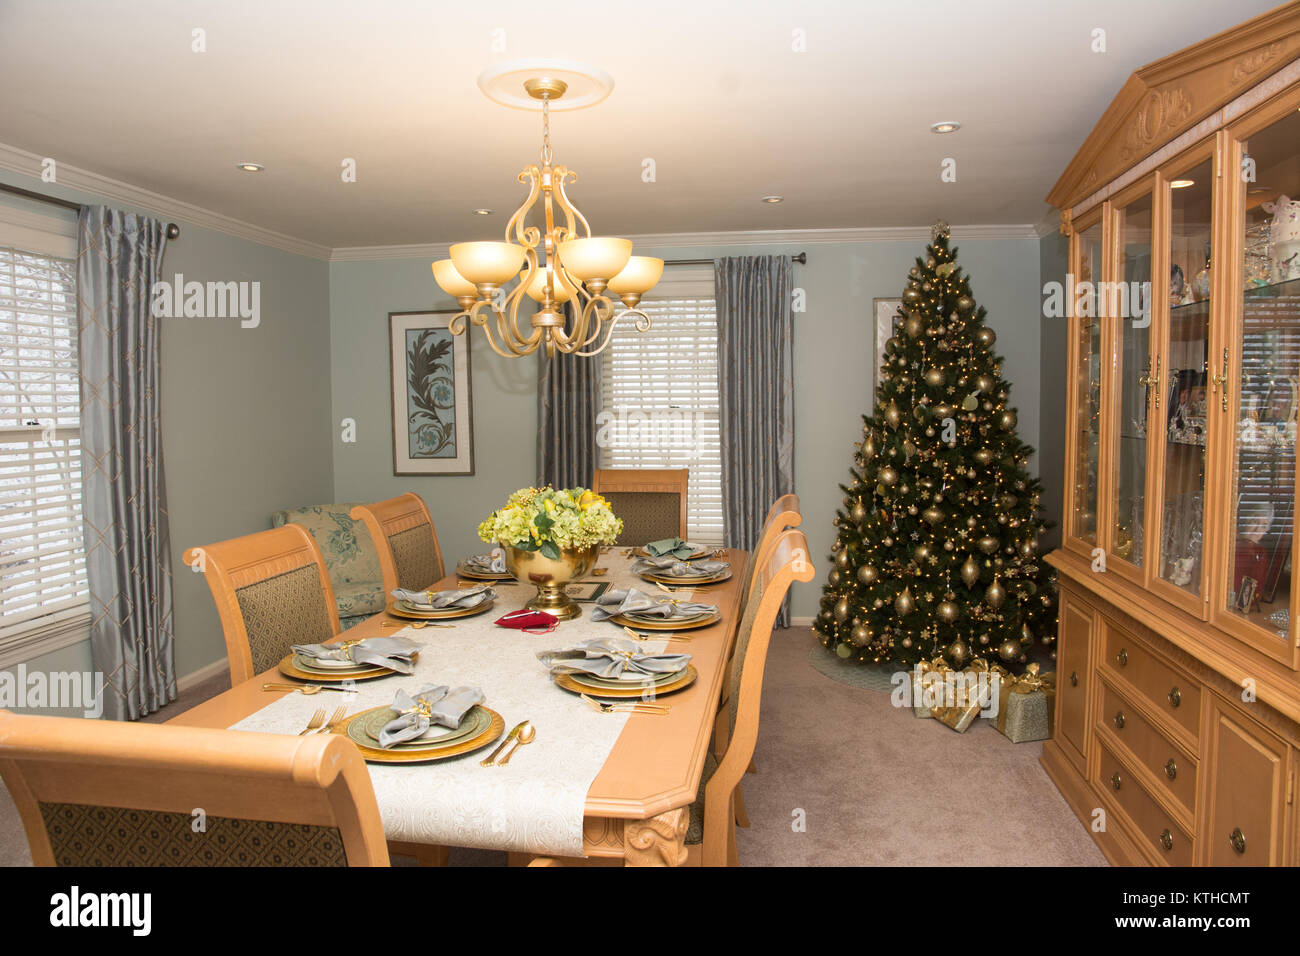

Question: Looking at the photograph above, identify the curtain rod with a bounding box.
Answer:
[665,252,806,267]
[0,182,181,239]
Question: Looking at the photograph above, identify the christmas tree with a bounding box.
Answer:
[814,222,1056,669]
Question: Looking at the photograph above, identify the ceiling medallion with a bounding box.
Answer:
[433,63,661,358]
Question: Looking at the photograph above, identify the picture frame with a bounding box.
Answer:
[389,310,474,476]
[873,297,902,402]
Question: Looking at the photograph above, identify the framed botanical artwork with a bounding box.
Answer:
[389,310,474,475]
[873,298,902,402]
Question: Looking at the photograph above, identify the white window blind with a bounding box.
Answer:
[0,245,88,645]
[598,293,724,546]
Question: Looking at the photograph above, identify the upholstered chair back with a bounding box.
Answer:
[183,524,340,685]
[0,711,389,867]
[592,468,689,543]
[349,493,444,595]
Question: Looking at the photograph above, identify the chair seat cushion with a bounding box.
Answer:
[685,752,718,846]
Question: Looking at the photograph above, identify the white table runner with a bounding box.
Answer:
[231,553,701,857]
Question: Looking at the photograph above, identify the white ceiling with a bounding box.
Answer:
[0,0,1282,249]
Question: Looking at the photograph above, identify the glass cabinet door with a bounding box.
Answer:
[1111,192,1153,571]
[1070,220,1104,546]
[1224,108,1300,650]
[1157,159,1212,599]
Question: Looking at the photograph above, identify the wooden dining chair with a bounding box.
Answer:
[715,494,802,824]
[686,527,815,866]
[591,468,689,543]
[184,524,341,685]
[350,492,445,595]
[0,711,389,866]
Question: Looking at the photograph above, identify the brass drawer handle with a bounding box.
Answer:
[1069,671,1079,687]
[1116,648,1128,667]
[1159,829,1173,851]
[1113,711,1126,730]
[1167,686,1181,708]
[1110,771,1122,791]
[1164,758,1177,780]
[1229,827,1246,855]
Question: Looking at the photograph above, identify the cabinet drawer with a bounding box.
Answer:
[1099,678,1197,817]
[1096,739,1194,866]
[1055,592,1094,770]
[1102,624,1200,740]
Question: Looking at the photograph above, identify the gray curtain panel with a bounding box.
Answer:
[537,305,602,489]
[715,255,795,623]
[77,206,175,720]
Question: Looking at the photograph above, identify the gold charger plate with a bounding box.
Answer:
[607,610,720,632]
[386,598,496,621]
[456,562,514,582]
[554,665,698,699]
[640,569,733,587]
[339,706,505,764]
[277,654,394,683]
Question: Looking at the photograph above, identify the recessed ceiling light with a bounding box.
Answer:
[1170,179,1195,189]
[761,195,784,204]
[930,121,961,134]
[472,208,493,215]
[236,162,264,172]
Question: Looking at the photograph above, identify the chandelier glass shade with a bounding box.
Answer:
[432,78,662,358]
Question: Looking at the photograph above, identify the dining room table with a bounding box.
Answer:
[168,545,750,866]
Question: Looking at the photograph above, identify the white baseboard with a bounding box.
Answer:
[790,616,815,627]
[178,656,228,692]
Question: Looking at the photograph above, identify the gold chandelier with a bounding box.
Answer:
[432,76,663,358]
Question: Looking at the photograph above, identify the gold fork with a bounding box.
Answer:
[623,625,694,643]
[380,620,454,629]
[316,706,349,734]
[298,708,327,736]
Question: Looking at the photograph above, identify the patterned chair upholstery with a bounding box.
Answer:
[0,711,389,867]
[271,504,385,630]
[350,493,445,596]
[184,524,341,685]
[591,468,689,544]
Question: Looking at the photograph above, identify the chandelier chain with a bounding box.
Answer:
[540,96,553,166]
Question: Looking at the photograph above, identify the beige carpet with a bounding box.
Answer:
[0,628,1105,867]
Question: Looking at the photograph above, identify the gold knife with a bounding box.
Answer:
[480,720,529,767]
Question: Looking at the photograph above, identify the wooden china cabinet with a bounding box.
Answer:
[1043,4,1300,866]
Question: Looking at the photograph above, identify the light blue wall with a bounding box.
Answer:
[0,172,334,680]
[329,236,1045,619]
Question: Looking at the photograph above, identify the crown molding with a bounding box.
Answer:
[329,223,1040,262]
[0,142,333,260]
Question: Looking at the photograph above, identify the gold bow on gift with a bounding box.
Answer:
[929,659,1008,733]
[995,662,1057,738]
[911,657,949,715]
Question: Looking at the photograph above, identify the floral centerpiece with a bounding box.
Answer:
[478,487,622,620]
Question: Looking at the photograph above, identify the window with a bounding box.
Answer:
[598,277,724,545]
[0,243,89,652]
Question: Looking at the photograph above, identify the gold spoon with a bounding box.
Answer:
[497,722,537,766]
[480,720,529,767]
[380,620,454,629]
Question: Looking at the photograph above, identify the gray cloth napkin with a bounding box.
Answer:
[291,635,420,675]
[589,587,716,622]
[645,537,700,559]
[537,637,691,680]
[632,556,729,577]
[391,584,496,610]
[464,548,507,574]
[377,684,485,748]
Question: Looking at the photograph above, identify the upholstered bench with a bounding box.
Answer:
[270,504,385,631]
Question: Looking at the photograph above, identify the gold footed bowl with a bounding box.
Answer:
[503,544,598,621]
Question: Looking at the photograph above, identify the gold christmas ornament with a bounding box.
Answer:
[835,549,850,568]
[973,448,994,466]
[857,564,879,585]
[836,643,853,659]
[975,326,996,347]
[879,465,898,486]
[998,409,1018,430]
[851,501,867,523]
[923,368,945,387]
[974,374,994,394]
[947,639,971,666]
[884,402,902,430]
[833,597,851,622]
[961,556,980,588]
[961,393,979,411]
[851,625,871,646]
[998,638,1020,662]
[956,295,975,313]
[904,313,924,338]
[937,600,959,623]
[978,535,999,554]
[984,578,1006,608]
[894,587,914,616]
[923,506,945,526]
